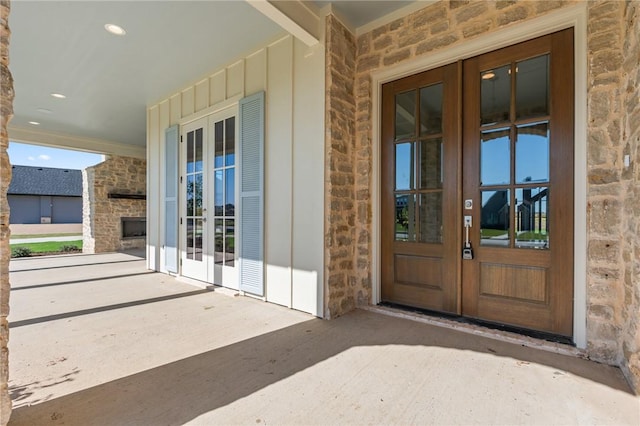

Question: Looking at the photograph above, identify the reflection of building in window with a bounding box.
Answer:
[481,191,509,230]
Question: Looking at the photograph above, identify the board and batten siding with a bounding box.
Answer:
[146,35,325,317]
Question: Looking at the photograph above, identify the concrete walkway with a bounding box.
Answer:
[7,252,640,425]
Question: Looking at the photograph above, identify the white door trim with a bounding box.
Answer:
[370,3,588,348]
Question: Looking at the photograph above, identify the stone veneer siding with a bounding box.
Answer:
[324,0,640,390]
[0,1,11,422]
[620,0,640,391]
[324,14,358,318]
[83,155,146,253]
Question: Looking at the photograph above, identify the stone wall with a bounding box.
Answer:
[322,0,639,389]
[83,155,146,253]
[324,14,358,318]
[0,1,11,422]
[620,0,640,392]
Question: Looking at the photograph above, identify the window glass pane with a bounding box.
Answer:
[395,194,415,241]
[186,218,194,259]
[215,121,224,168]
[516,55,549,120]
[481,65,511,125]
[481,190,510,247]
[419,83,443,135]
[194,174,203,216]
[186,175,195,217]
[395,91,416,140]
[195,128,203,173]
[194,219,203,261]
[419,192,442,243]
[225,168,235,217]
[516,187,549,249]
[214,219,224,265]
[481,127,510,186]
[395,143,413,190]
[214,170,224,216]
[186,131,194,174]
[516,122,549,184]
[225,117,235,166]
[419,138,442,189]
[225,219,235,267]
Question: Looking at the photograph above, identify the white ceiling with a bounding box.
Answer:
[8,1,413,150]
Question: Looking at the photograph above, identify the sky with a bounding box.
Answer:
[7,142,104,170]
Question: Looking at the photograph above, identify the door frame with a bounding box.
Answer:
[370,3,588,348]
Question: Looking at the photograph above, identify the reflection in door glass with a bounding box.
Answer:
[481,128,510,186]
[419,192,442,243]
[187,218,194,259]
[194,219,203,261]
[225,169,235,216]
[481,65,511,125]
[419,83,443,135]
[395,91,416,140]
[395,194,415,241]
[214,219,223,265]
[481,190,510,247]
[194,174,203,216]
[395,143,413,190]
[214,170,223,216]
[419,139,443,189]
[195,129,203,172]
[225,117,235,166]
[215,121,224,168]
[187,131,195,173]
[516,122,549,184]
[225,219,235,267]
[515,187,549,249]
[516,55,549,120]
[186,175,195,217]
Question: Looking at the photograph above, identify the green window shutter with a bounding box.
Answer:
[165,124,179,273]
[239,92,265,296]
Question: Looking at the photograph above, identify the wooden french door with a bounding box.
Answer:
[381,29,574,337]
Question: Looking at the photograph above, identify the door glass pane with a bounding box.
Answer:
[516,55,549,120]
[516,122,549,184]
[395,91,416,140]
[395,143,413,190]
[481,65,511,125]
[214,170,223,216]
[195,128,203,173]
[214,219,223,264]
[515,187,549,249]
[194,174,203,216]
[395,194,415,241]
[186,175,195,217]
[214,121,224,168]
[419,192,442,243]
[419,83,443,135]
[225,168,235,216]
[481,190,510,247]
[225,117,235,166]
[194,219,203,261]
[419,139,442,189]
[481,127,510,186]
[187,218,194,259]
[226,219,235,267]
[186,131,195,173]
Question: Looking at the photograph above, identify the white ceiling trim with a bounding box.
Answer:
[248,0,320,46]
[8,126,146,159]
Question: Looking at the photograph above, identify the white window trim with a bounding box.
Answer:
[370,3,588,348]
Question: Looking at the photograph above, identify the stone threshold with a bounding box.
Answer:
[361,304,588,360]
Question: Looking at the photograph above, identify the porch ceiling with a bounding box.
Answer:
[7,0,413,154]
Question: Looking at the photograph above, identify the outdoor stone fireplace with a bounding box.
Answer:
[83,155,147,253]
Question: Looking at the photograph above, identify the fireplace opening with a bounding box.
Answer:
[121,217,146,239]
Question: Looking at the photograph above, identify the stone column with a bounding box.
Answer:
[0,1,12,423]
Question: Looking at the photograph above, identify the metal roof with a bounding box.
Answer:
[8,165,82,197]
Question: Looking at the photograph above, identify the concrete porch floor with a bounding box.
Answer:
[7,252,639,425]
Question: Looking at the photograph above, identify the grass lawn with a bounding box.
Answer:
[11,240,83,257]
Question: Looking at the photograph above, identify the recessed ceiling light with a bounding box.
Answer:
[51,93,66,99]
[36,108,52,114]
[105,23,126,36]
[28,121,40,126]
